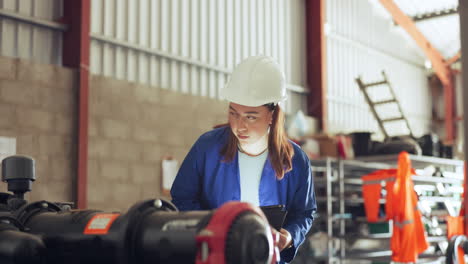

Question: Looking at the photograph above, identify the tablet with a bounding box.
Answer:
[260,205,288,231]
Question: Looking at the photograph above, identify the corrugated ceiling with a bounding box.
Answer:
[383,0,460,60]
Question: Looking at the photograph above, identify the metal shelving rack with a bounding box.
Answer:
[357,154,464,169]
[306,155,464,264]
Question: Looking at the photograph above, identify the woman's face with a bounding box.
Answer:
[228,102,273,146]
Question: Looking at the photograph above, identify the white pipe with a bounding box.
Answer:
[0,9,67,32]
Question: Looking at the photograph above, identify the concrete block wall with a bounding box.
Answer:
[88,75,228,211]
[0,55,228,212]
[0,56,78,203]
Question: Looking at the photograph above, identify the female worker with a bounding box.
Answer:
[170,55,316,263]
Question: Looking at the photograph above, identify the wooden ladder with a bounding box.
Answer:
[355,71,414,140]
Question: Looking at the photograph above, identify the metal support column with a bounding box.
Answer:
[459,0,468,234]
[62,0,91,209]
[338,160,345,263]
[305,0,327,132]
[326,159,333,263]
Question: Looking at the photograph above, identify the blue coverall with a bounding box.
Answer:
[170,127,316,263]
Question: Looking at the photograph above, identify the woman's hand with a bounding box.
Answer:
[273,228,292,251]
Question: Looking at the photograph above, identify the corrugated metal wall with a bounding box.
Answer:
[0,0,63,65]
[89,0,308,114]
[326,0,431,138]
[0,0,434,134]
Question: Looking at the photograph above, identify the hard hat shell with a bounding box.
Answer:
[221,55,287,107]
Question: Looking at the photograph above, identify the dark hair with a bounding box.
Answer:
[218,104,294,180]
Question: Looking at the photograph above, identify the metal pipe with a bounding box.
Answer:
[90,34,231,75]
[327,31,424,69]
[0,9,67,32]
[325,159,333,261]
[90,34,308,94]
[286,83,309,94]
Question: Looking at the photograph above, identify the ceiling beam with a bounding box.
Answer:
[411,7,458,22]
[379,0,455,144]
[446,50,462,65]
[379,0,450,84]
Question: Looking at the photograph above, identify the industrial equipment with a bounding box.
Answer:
[0,155,278,264]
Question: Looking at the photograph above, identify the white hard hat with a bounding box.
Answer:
[221,55,287,107]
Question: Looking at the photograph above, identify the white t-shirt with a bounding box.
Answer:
[238,150,269,206]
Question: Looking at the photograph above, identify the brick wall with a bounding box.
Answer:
[0,56,78,203]
[88,76,227,211]
[0,56,228,212]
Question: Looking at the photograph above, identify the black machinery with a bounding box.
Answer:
[0,155,279,264]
